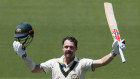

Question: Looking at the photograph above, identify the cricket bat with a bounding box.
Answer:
[104,2,126,63]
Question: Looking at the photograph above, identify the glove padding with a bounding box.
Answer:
[112,39,125,54]
[13,41,26,57]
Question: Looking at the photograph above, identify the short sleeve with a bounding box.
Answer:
[80,58,95,72]
[40,59,55,73]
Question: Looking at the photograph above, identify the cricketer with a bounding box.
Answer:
[13,22,125,79]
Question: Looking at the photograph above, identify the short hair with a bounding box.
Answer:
[62,36,78,48]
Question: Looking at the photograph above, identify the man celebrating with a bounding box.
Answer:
[13,23,125,79]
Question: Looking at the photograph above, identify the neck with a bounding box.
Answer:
[64,56,75,65]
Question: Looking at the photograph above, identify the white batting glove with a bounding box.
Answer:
[13,41,26,57]
[112,39,125,54]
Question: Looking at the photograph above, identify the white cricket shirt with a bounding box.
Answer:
[40,56,94,79]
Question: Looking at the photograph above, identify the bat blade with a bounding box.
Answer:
[104,2,126,63]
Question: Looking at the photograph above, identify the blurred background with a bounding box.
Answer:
[0,0,139,79]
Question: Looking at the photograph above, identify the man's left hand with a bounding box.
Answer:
[112,39,126,54]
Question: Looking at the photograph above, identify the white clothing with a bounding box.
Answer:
[40,56,94,79]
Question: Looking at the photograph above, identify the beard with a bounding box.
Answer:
[64,51,73,58]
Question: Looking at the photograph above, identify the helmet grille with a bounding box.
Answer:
[15,35,33,50]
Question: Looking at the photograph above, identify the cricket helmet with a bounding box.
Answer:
[14,22,34,49]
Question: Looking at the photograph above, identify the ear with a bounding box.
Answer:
[75,47,78,50]
[62,46,64,51]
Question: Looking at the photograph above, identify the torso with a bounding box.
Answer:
[40,57,94,79]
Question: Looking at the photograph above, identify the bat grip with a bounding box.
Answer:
[119,47,126,63]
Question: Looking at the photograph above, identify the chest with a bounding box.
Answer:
[51,62,85,79]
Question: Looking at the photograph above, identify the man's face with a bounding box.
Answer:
[62,40,77,59]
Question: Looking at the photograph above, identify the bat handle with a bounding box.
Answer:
[119,47,126,63]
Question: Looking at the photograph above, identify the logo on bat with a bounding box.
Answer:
[112,29,120,41]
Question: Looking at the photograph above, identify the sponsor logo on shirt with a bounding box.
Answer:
[71,74,78,79]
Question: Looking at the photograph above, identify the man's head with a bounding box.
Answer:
[62,36,78,59]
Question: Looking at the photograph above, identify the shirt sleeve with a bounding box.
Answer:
[81,58,95,72]
[40,59,55,73]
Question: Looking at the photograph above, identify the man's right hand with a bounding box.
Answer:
[13,41,26,57]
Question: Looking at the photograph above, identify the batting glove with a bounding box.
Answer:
[13,41,26,57]
[112,39,125,54]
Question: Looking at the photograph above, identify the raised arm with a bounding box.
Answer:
[13,41,43,73]
[22,56,43,73]
[92,40,125,68]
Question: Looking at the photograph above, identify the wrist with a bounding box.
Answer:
[22,53,27,58]
[110,52,117,58]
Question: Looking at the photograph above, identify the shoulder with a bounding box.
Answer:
[45,58,58,62]
[80,58,94,63]
[79,58,94,71]
[40,58,58,66]
[79,58,94,66]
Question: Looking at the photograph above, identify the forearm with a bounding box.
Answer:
[93,52,116,68]
[93,40,125,68]
[100,52,116,66]
[22,55,36,71]
[13,41,43,72]
[22,55,43,73]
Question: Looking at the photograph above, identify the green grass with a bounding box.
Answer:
[0,0,139,79]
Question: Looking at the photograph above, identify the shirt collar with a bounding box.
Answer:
[57,55,79,67]
[59,55,79,62]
